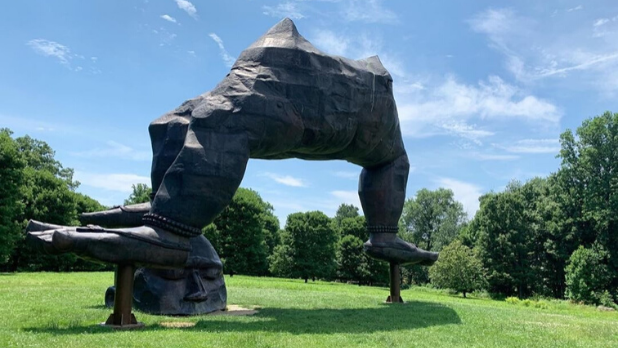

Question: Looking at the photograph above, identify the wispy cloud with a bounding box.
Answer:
[208,33,236,67]
[312,29,348,56]
[333,171,358,180]
[153,27,177,46]
[470,8,618,95]
[566,5,583,12]
[75,172,150,192]
[341,0,398,24]
[160,14,177,23]
[174,0,197,19]
[493,139,560,154]
[262,0,397,24]
[330,190,361,209]
[27,39,71,65]
[263,2,305,20]
[434,178,483,218]
[263,172,307,187]
[27,39,100,73]
[466,152,520,161]
[310,29,408,79]
[396,75,560,142]
[71,141,151,161]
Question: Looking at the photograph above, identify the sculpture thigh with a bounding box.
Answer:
[147,113,409,231]
[149,115,250,229]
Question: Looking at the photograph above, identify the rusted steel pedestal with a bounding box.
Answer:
[385,262,404,303]
[100,264,144,329]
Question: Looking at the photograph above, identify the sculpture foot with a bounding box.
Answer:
[25,220,190,269]
[79,202,152,228]
[363,233,439,266]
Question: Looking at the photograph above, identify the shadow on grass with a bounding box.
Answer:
[26,300,460,335]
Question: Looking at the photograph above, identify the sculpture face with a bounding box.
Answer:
[133,267,227,315]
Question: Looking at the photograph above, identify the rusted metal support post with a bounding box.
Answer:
[101,264,144,329]
[386,262,404,303]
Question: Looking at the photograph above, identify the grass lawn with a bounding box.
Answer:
[1,273,617,347]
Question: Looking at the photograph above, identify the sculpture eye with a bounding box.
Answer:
[199,268,222,280]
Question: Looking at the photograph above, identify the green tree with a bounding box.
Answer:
[205,188,272,276]
[333,203,360,228]
[270,211,338,282]
[475,184,536,297]
[0,129,25,263]
[1,132,106,272]
[557,111,618,293]
[124,183,152,205]
[400,188,467,252]
[429,240,484,298]
[400,188,466,286]
[565,245,613,305]
[260,202,281,256]
[339,215,366,240]
[336,235,367,283]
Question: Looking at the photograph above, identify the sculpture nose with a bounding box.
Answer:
[183,269,208,302]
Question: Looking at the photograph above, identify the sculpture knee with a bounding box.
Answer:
[149,115,190,198]
[151,128,250,229]
[358,153,409,227]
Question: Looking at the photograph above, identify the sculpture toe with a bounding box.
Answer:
[79,202,151,228]
[26,224,191,268]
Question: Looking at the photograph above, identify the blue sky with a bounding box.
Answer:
[2,0,618,226]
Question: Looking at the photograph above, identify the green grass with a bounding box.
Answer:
[1,273,617,347]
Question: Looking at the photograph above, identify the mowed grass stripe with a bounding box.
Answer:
[0,273,617,348]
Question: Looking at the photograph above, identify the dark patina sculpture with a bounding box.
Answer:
[27,18,438,315]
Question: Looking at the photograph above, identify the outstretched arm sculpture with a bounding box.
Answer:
[27,18,438,304]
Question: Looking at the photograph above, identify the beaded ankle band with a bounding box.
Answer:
[143,213,202,238]
[367,225,399,233]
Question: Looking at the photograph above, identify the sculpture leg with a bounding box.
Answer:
[150,127,250,229]
[359,153,438,300]
[79,113,190,227]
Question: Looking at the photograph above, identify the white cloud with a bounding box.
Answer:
[594,18,610,27]
[174,0,197,19]
[71,141,151,161]
[341,0,398,24]
[155,27,177,46]
[263,172,307,187]
[566,5,583,12]
[75,172,150,192]
[208,33,236,68]
[312,29,348,56]
[330,190,361,209]
[27,39,72,65]
[470,8,618,95]
[160,14,177,23]
[27,39,99,72]
[493,139,560,154]
[396,75,560,142]
[333,171,358,180]
[263,2,305,20]
[310,29,408,79]
[467,153,520,161]
[434,178,483,218]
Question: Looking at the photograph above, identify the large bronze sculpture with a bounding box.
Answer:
[26,18,438,324]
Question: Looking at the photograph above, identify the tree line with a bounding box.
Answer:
[0,111,616,307]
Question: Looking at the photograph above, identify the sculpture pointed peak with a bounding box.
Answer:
[265,18,300,38]
[247,18,320,53]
